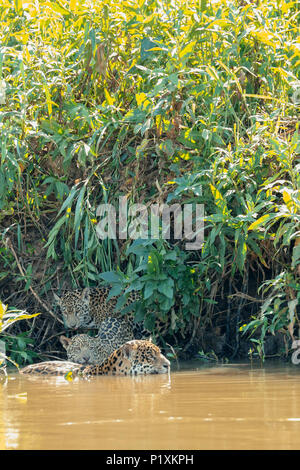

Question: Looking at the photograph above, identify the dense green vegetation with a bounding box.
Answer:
[0,0,299,366]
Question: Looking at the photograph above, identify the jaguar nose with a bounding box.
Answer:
[67,318,80,330]
[161,355,171,367]
[158,364,170,374]
[64,318,78,329]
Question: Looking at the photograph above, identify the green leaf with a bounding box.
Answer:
[45,215,67,258]
[57,186,79,217]
[157,279,174,299]
[292,244,300,268]
[74,185,86,248]
[144,281,157,300]
[143,313,156,332]
[99,271,124,284]
[248,214,271,231]
[236,238,247,273]
[134,303,146,323]
[164,251,177,261]
[107,284,123,301]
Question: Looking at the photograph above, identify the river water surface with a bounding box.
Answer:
[1,361,300,450]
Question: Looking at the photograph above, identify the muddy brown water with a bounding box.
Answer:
[1,361,300,450]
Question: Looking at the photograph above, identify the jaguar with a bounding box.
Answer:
[59,317,135,364]
[20,340,171,376]
[54,287,139,330]
[83,339,171,376]
[54,287,169,337]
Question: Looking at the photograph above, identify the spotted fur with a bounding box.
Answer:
[20,340,170,377]
[54,287,139,329]
[83,340,171,376]
[60,317,134,364]
[54,287,169,337]
[20,360,84,376]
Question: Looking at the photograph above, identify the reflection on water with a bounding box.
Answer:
[1,361,300,450]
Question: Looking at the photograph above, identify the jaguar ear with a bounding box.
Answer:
[81,287,90,304]
[123,341,137,359]
[123,343,132,359]
[53,293,61,305]
[60,335,72,350]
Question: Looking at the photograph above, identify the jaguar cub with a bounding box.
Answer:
[60,317,134,364]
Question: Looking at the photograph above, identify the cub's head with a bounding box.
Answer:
[54,288,93,329]
[60,334,105,365]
